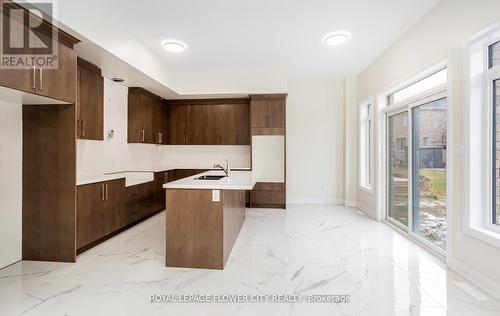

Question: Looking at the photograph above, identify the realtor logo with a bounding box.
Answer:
[0,2,58,69]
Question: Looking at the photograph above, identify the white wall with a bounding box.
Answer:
[286,79,345,204]
[0,100,22,269]
[77,78,251,177]
[355,0,500,299]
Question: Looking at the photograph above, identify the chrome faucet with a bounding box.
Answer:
[213,159,230,177]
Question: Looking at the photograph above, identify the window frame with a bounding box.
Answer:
[463,22,500,249]
[485,67,500,233]
[360,97,374,193]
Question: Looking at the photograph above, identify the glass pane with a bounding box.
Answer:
[388,69,447,105]
[494,80,500,225]
[388,112,409,226]
[489,41,500,69]
[411,98,447,249]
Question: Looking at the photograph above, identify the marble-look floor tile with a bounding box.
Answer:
[0,204,499,315]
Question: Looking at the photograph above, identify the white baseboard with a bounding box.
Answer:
[356,202,378,220]
[287,198,344,205]
[344,200,357,207]
[448,257,500,301]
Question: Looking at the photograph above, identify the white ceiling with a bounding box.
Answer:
[34,0,439,95]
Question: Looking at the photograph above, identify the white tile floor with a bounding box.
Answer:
[1,204,500,315]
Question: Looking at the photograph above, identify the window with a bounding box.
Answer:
[489,41,500,69]
[383,62,448,253]
[360,101,373,190]
[493,79,500,225]
[463,23,500,249]
[387,68,447,106]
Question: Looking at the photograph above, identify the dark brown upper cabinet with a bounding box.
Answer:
[153,99,169,145]
[0,3,79,103]
[128,88,162,144]
[169,99,250,145]
[170,104,187,145]
[77,58,103,140]
[236,103,250,145]
[250,94,287,135]
[186,104,204,145]
[203,105,219,145]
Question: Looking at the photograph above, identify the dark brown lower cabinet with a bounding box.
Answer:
[77,178,125,249]
[154,171,169,212]
[103,179,126,235]
[125,181,157,225]
[249,182,286,209]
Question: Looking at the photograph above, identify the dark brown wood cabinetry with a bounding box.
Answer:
[186,104,204,145]
[250,182,286,209]
[77,178,125,249]
[153,100,169,144]
[128,88,169,144]
[0,3,79,103]
[77,58,103,140]
[23,104,77,262]
[103,179,126,235]
[249,94,287,209]
[170,104,187,145]
[35,30,78,103]
[250,94,286,135]
[168,99,250,145]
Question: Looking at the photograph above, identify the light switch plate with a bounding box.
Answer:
[212,190,220,202]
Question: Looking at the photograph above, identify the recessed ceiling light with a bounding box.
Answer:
[324,32,350,46]
[162,40,187,53]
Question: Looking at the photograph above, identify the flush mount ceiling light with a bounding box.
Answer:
[324,32,350,46]
[162,40,187,53]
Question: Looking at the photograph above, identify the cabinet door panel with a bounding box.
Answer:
[203,105,219,145]
[103,179,125,235]
[152,99,164,144]
[77,65,103,140]
[236,104,250,145]
[268,100,285,128]
[0,8,35,94]
[218,104,237,145]
[186,105,204,145]
[154,172,167,211]
[162,103,170,144]
[36,31,77,103]
[141,95,154,143]
[251,100,269,128]
[170,105,186,144]
[128,93,142,143]
[77,184,104,248]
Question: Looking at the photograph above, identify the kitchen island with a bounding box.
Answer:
[163,170,259,269]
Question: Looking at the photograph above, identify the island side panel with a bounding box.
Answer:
[165,189,224,269]
[223,190,246,264]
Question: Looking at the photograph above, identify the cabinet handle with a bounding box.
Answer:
[141,130,145,142]
[101,184,105,201]
[81,120,85,137]
[32,66,36,89]
[105,184,108,200]
[158,132,162,144]
[38,68,43,91]
[184,134,187,144]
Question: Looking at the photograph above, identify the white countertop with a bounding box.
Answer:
[77,165,252,186]
[163,170,260,190]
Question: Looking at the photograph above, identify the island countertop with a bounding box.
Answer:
[163,170,260,190]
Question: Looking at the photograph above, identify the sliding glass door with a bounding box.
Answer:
[386,97,447,251]
[411,98,447,249]
[387,111,409,227]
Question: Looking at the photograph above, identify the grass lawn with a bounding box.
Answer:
[419,168,446,200]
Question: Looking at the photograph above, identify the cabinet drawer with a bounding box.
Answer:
[250,190,285,205]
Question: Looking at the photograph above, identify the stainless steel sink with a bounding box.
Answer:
[195,175,226,180]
